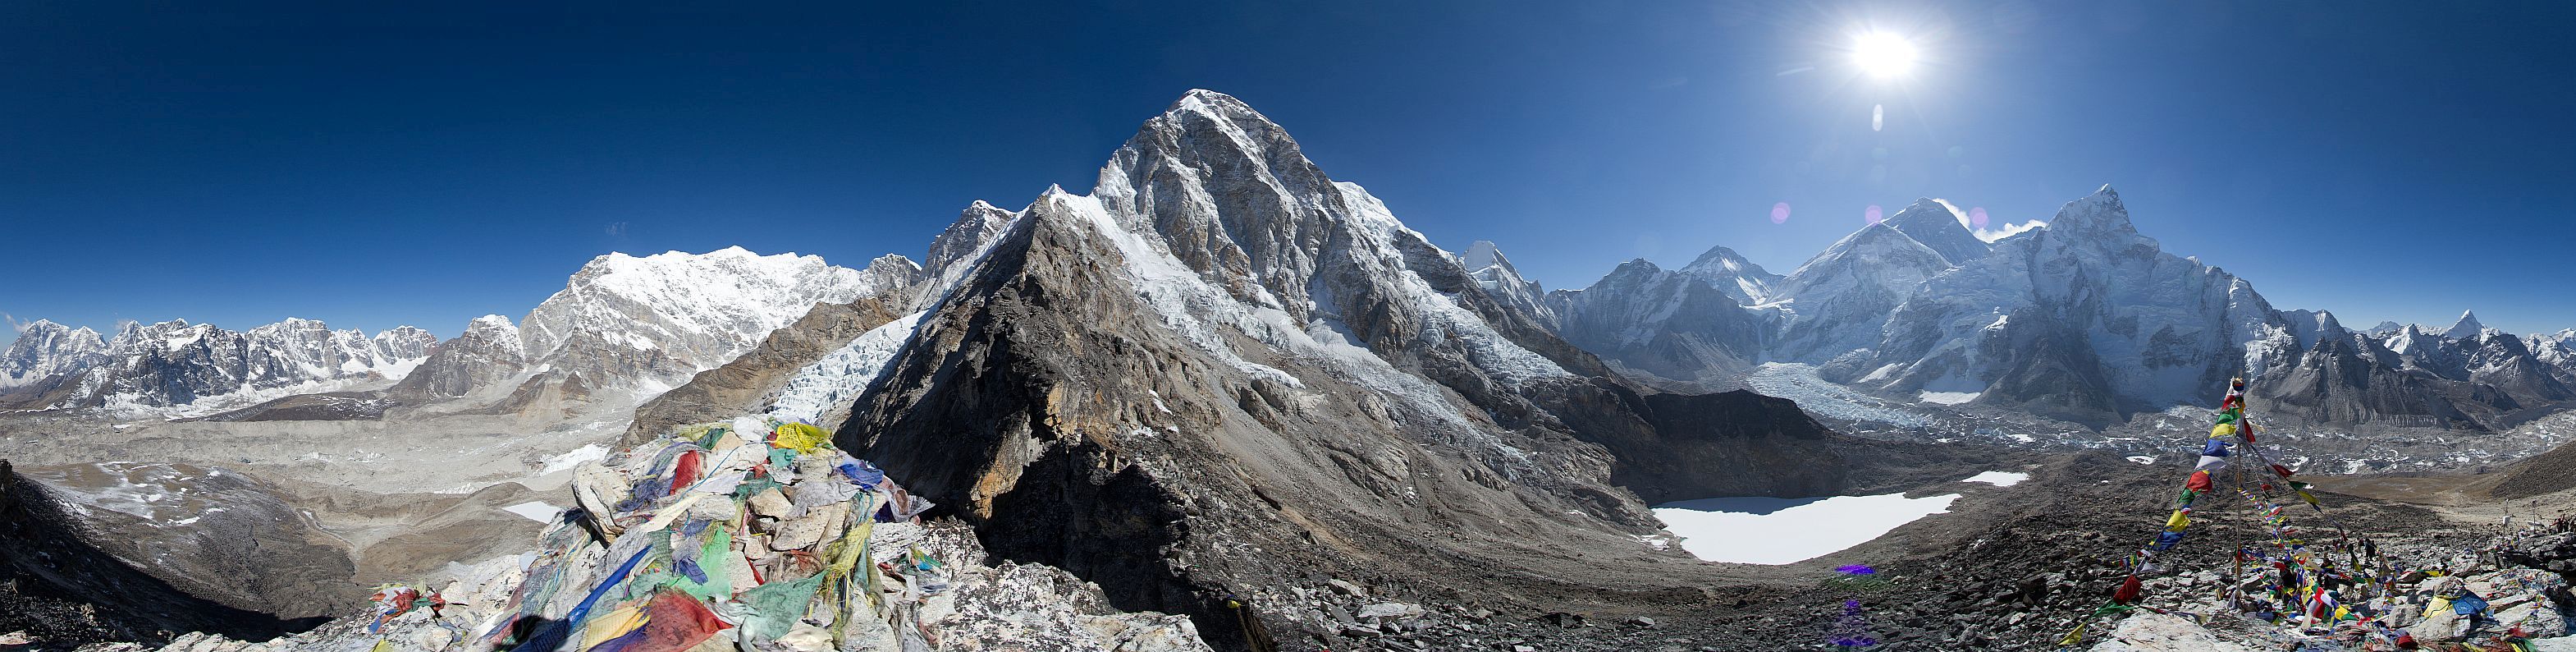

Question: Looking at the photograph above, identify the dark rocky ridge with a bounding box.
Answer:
[826,91,1989,651]
[0,461,331,650]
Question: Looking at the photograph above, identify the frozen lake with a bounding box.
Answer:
[1651,492,1961,565]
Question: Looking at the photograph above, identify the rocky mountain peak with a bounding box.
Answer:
[2281,309,2349,351]
[369,325,437,360]
[926,200,1019,280]
[2446,310,2486,340]
[518,247,872,375]
[1460,240,1555,326]
[1883,198,1992,267]
[1677,245,1782,305]
[1460,240,1507,273]
[0,320,108,387]
[2045,184,2139,239]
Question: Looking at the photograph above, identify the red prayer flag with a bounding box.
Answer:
[2185,471,2214,492]
[669,451,704,497]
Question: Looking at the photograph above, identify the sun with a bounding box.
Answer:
[1852,32,1917,79]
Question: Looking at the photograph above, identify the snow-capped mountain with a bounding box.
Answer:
[1680,244,1787,305]
[2,248,918,418]
[1769,203,1965,364]
[1549,186,2576,430]
[0,318,437,411]
[704,90,1909,645]
[1460,240,1557,325]
[0,320,108,389]
[1879,198,1993,267]
[1540,258,1777,390]
[393,247,924,416]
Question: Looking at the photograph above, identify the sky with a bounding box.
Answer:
[6,0,2574,347]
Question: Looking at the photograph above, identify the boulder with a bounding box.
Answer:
[1357,603,1424,619]
[2087,612,2253,652]
[2409,600,2468,642]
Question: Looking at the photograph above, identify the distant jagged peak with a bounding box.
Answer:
[2045,184,2139,238]
[927,200,1020,281]
[12,319,98,337]
[1680,244,1769,277]
[519,246,875,376]
[1883,197,1965,230]
[2444,310,2485,340]
[1673,245,1780,305]
[1461,240,1510,274]
[464,313,516,332]
[2281,309,2350,350]
[1881,197,1992,266]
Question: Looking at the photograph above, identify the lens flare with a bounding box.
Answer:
[1865,204,1884,225]
[1970,207,1991,230]
[1771,202,1791,224]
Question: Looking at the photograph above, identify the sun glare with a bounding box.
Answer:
[1853,32,1917,79]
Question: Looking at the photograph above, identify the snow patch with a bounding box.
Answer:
[537,444,607,475]
[1918,391,1980,405]
[501,502,565,523]
[1652,493,1962,565]
[1962,471,2028,487]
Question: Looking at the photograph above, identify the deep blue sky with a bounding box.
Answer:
[7,0,2573,347]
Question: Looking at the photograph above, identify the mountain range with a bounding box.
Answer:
[1540,192,2576,431]
[4,89,2575,650]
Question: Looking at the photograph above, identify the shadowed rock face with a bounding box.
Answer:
[831,91,1892,651]
[0,461,334,649]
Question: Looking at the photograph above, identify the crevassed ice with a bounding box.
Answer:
[765,311,930,424]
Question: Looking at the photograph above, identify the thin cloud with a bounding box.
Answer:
[1974,220,2047,242]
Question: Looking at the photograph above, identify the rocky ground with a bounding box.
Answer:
[1186,451,2576,651]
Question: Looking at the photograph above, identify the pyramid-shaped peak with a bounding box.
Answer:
[1682,245,1760,274]
[1127,90,1302,158]
[1461,240,1508,273]
[1892,198,1961,220]
[2047,184,2137,236]
[2445,310,2485,340]
[1882,199,1990,266]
